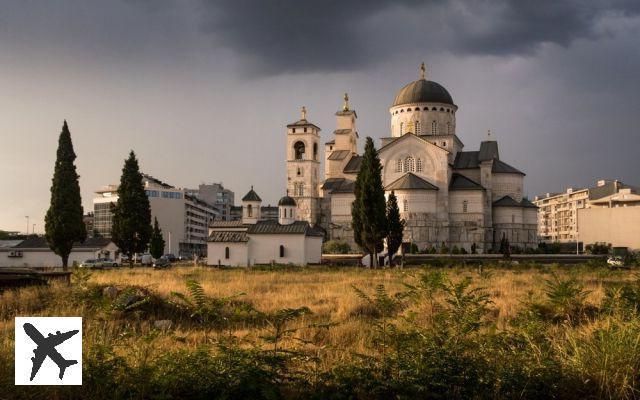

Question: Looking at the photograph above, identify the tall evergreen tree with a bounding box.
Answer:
[111,151,152,264]
[149,217,165,259]
[352,137,387,268]
[386,191,404,266]
[45,120,86,270]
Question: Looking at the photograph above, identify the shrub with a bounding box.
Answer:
[322,240,352,254]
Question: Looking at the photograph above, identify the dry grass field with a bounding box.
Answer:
[2,264,640,399]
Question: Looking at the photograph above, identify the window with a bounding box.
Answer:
[416,158,423,172]
[415,121,421,135]
[396,159,403,172]
[294,141,305,160]
[463,200,468,213]
[403,199,409,212]
[282,208,286,218]
[297,167,302,176]
[512,214,515,223]
[442,141,446,147]
[289,208,293,218]
[313,143,318,160]
[404,156,415,172]
[292,128,296,133]
[279,245,285,258]
[247,204,253,217]
[447,122,451,134]
[432,121,438,135]
[303,127,307,132]
[225,247,230,259]
[400,122,404,136]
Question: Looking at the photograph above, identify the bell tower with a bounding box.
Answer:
[286,106,321,224]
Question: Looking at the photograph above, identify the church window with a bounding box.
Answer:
[423,107,428,110]
[400,122,404,135]
[396,159,403,172]
[447,122,451,134]
[416,158,423,172]
[463,200,468,213]
[292,128,296,133]
[415,121,421,135]
[403,199,409,212]
[247,205,253,217]
[432,121,438,135]
[279,245,285,258]
[414,107,420,111]
[297,168,301,176]
[442,141,446,147]
[432,107,437,111]
[294,141,305,160]
[313,143,318,160]
[225,247,230,259]
[512,214,515,223]
[440,107,445,111]
[304,127,307,132]
[404,156,415,172]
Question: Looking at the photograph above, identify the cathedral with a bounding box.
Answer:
[285,64,537,253]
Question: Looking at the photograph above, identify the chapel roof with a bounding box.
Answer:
[385,173,439,191]
[247,220,324,236]
[343,155,363,174]
[449,173,485,190]
[492,195,522,207]
[242,187,262,202]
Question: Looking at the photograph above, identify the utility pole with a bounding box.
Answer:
[25,216,29,236]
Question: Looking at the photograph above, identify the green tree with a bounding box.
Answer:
[149,217,165,259]
[352,137,387,268]
[385,191,404,266]
[44,121,86,270]
[111,151,152,264]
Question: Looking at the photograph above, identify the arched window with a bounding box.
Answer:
[396,159,403,172]
[289,208,292,218]
[313,143,318,160]
[447,122,451,134]
[463,200,468,213]
[279,245,285,258]
[414,107,420,111]
[297,167,301,176]
[282,208,286,218]
[415,121,421,135]
[404,156,415,172]
[294,141,305,160]
[431,121,438,135]
[400,122,404,136]
[416,158,423,172]
[247,204,253,217]
[225,247,230,259]
[403,199,409,212]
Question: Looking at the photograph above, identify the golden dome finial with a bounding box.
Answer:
[420,62,426,80]
[343,92,350,111]
[301,106,307,120]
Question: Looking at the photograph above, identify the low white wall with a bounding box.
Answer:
[207,242,248,267]
[248,234,307,266]
[305,236,323,264]
[0,249,98,268]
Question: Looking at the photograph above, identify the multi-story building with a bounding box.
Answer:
[186,183,234,221]
[83,212,95,238]
[93,174,220,256]
[230,204,278,221]
[534,179,640,249]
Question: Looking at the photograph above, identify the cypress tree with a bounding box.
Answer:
[386,191,404,266]
[111,151,152,264]
[149,217,165,259]
[353,137,387,268]
[45,120,86,270]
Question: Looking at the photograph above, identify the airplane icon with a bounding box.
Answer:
[23,322,79,381]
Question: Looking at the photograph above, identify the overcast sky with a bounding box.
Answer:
[1,0,639,233]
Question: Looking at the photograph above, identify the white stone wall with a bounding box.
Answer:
[0,244,119,268]
[389,102,457,138]
[207,242,248,267]
[392,190,437,214]
[248,234,308,265]
[242,201,262,224]
[493,206,524,224]
[491,173,524,202]
[304,236,323,264]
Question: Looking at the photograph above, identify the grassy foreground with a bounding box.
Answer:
[2,264,640,399]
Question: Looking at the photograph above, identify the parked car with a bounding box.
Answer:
[95,258,119,268]
[164,254,177,262]
[80,259,98,268]
[140,254,153,266]
[153,257,171,269]
[607,256,625,269]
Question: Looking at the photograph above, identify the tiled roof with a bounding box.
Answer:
[328,150,351,160]
[331,180,356,194]
[492,159,525,175]
[208,231,248,242]
[286,119,321,130]
[321,178,345,191]
[247,220,324,236]
[453,151,480,169]
[343,155,362,174]
[385,173,439,191]
[521,198,538,208]
[449,173,484,190]
[13,237,112,249]
[478,140,499,161]
[493,195,522,207]
[242,188,262,202]
[210,220,247,228]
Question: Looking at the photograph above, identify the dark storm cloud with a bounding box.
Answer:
[197,0,640,74]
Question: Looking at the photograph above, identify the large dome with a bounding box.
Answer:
[392,79,454,107]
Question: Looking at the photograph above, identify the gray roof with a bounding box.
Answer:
[208,231,248,242]
[453,151,480,169]
[449,173,484,190]
[13,237,112,249]
[247,220,324,236]
[521,198,538,208]
[321,178,346,191]
[343,155,362,174]
[332,180,356,194]
[478,141,499,161]
[588,180,637,200]
[385,173,439,191]
[328,150,351,161]
[286,119,321,130]
[0,240,22,249]
[325,139,335,145]
[493,195,522,207]
[242,188,262,202]
[210,220,247,228]
[393,79,454,106]
[492,159,525,175]
[278,195,296,206]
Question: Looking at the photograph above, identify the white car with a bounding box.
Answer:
[607,257,624,267]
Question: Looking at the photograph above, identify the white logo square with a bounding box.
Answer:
[14,317,82,385]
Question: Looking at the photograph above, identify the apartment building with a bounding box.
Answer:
[534,187,589,242]
[185,183,235,221]
[93,174,220,256]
